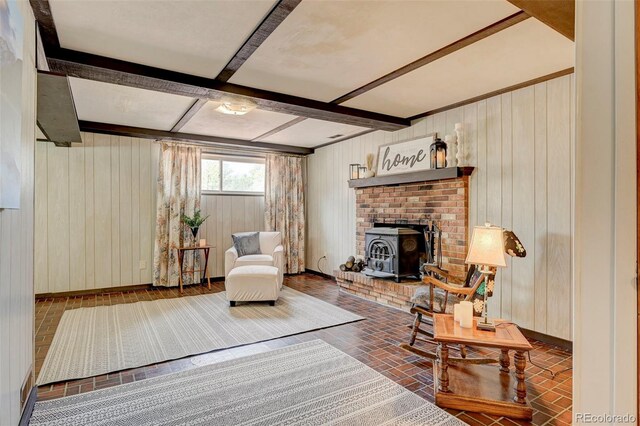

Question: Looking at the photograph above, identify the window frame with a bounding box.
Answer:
[201,154,266,196]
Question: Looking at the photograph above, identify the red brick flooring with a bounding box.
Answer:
[35,273,572,425]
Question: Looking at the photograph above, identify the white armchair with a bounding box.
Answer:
[225,232,284,288]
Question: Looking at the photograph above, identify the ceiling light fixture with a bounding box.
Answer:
[216,98,257,116]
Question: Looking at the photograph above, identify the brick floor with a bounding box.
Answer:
[35,273,572,425]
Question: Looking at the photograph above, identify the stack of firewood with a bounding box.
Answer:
[339,256,365,272]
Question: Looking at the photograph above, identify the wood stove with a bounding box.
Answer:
[364,227,422,282]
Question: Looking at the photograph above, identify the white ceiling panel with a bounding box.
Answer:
[343,19,575,117]
[180,102,296,140]
[261,119,369,148]
[51,0,278,77]
[69,78,195,130]
[229,0,519,101]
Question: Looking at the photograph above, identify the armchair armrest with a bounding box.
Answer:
[224,246,238,278]
[272,245,284,288]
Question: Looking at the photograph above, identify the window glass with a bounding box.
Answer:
[201,158,221,191]
[222,161,265,193]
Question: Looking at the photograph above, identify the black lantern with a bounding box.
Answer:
[349,164,360,180]
[430,138,447,169]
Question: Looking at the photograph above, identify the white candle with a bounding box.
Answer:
[453,304,461,323]
[199,239,206,247]
[459,301,473,329]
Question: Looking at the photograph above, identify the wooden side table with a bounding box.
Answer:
[176,245,213,294]
[432,313,533,420]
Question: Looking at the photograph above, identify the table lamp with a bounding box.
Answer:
[465,223,506,331]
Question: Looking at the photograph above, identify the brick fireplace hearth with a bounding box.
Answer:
[336,172,471,310]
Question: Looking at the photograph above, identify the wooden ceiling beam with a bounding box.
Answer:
[29,0,59,50]
[216,0,302,82]
[47,48,409,131]
[506,0,574,41]
[79,121,314,155]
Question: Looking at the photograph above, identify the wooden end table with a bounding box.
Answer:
[176,245,213,294]
[432,313,533,420]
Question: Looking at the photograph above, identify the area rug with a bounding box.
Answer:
[37,288,363,385]
[30,340,464,426]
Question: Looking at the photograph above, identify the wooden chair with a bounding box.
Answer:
[400,229,527,363]
[400,265,499,364]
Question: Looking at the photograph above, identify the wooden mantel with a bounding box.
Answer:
[348,167,474,189]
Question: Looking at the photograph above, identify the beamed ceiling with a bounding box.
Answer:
[32,0,575,154]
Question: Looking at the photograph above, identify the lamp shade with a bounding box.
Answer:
[465,224,506,268]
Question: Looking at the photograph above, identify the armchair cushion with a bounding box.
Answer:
[235,254,274,268]
[232,232,261,257]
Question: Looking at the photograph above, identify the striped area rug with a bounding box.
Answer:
[37,288,363,385]
[31,340,465,426]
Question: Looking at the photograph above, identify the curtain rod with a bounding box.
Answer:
[152,139,306,158]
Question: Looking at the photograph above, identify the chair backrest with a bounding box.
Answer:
[259,232,281,254]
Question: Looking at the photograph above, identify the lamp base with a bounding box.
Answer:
[477,318,496,332]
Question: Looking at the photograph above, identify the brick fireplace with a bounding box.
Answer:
[336,169,472,310]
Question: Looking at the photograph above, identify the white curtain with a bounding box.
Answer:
[265,154,305,273]
[153,143,202,287]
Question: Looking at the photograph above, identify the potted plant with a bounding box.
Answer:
[181,209,209,242]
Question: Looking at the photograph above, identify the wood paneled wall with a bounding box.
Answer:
[35,133,160,294]
[306,74,574,340]
[34,135,265,293]
[0,2,37,424]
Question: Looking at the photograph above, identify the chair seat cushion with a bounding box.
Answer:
[411,285,463,315]
[228,265,278,278]
[234,254,274,267]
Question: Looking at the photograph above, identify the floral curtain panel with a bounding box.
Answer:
[153,143,202,287]
[265,154,305,274]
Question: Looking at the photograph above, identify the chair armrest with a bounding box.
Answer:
[272,245,284,288]
[422,276,475,296]
[224,246,238,278]
[423,265,464,285]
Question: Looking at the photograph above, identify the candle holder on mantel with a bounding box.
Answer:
[349,164,360,180]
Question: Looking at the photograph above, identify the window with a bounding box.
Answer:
[201,156,265,194]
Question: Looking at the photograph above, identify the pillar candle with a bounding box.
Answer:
[459,301,473,329]
[199,239,206,247]
[453,304,461,323]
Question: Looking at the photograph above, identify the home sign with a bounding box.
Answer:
[375,134,436,177]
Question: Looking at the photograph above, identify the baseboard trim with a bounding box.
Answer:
[35,277,226,298]
[519,327,572,352]
[305,269,336,281]
[18,387,37,426]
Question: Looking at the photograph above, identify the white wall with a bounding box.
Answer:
[573,0,637,420]
[307,74,574,340]
[34,134,265,293]
[0,1,36,424]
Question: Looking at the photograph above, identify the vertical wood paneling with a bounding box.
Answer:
[139,140,152,283]
[305,75,574,339]
[546,76,572,339]
[34,143,48,293]
[93,133,112,287]
[534,83,548,333]
[84,133,96,289]
[119,137,133,286]
[69,142,86,290]
[511,86,536,329]
[485,96,503,315]
[0,3,37,423]
[500,93,513,320]
[110,137,121,285]
[47,143,70,292]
